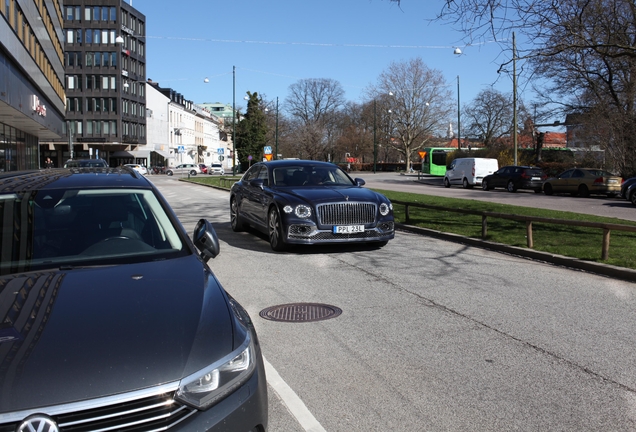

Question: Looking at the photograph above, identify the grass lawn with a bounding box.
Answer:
[185,176,636,270]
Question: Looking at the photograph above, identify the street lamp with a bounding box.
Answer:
[373,99,377,173]
[232,65,236,175]
[454,47,462,149]
[512,32,518,165]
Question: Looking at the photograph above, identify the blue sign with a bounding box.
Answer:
[264,146,272,155]
[178,145,185,154]
[217,148,224,155]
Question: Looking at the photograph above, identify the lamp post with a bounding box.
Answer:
[454,47,462,149]
[512,32,518,165]
[373,99,377,173]
[275,96,279,160]
[232,65,236,175]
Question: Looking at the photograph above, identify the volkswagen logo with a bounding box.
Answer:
[17,415,59,432]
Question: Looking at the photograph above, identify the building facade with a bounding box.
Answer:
[42,0,147,166]
[146,80,229,169]
[1,0,66,171]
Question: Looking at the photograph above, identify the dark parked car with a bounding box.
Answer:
[625,181,636,205]
[230,160,395,251]
[0,168,268,431]
[482,165,547,193]
[620,176,636,200]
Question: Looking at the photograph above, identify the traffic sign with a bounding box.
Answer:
[264,154,273,161]
[264,146,272,155]
[178,145,185,154]
[418,151,427,159]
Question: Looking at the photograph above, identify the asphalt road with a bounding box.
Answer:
[150,175,636,431]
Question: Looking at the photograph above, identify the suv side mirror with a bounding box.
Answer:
[193,219,220,262]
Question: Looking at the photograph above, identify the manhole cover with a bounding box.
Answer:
[259,303,342,323]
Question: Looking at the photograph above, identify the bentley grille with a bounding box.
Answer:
[317,202,376,226]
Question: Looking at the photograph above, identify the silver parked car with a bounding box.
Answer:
[165,163,201,176]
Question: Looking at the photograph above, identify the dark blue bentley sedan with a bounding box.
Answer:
[0,167,267,431]
[230,160,395,251]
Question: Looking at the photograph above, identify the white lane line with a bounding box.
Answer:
[263,356,327,432]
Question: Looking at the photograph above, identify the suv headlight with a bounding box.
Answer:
[379,202,392,216]
[176,335,255,410]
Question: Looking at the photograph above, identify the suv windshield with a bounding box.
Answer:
[0,188,186,274]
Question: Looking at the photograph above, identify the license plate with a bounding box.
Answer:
[608,179,618,184]
[531,177,541,181]
[333,225,364,234]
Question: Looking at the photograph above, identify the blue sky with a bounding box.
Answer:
[135,0,523,114]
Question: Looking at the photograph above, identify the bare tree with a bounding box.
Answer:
[369,58,453,170]
[463,88,513,146]
[389,0,636,173]
[284,78,346,160]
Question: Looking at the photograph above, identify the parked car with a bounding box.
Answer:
[620,176,636,199]
[165,163,201,176]
[124,163,148,175]
[0,168,268,431]
[543,168,623,197]
[625,181,636,205]
[198,163,208,174]
[209,163,225,175]
[63,158,109,168]
[482,165,547,193]
[444,157,499,188]
[230,160,395,251]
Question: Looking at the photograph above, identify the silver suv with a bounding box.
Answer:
[209,163,225,175]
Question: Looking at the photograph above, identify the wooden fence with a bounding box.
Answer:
[392,199,636,260]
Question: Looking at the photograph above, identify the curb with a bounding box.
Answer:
[396,223,636,283]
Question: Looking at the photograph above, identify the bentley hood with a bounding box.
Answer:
[0,255,233,413]
[283,185,385,204]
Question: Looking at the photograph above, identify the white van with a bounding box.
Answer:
[444,157,499,188]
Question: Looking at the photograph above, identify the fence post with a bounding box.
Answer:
[526,221,533,248]
[405,204,410,223]
[602,228,610,260]
[482,215,487,239]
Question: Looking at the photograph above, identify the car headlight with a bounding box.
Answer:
[379,202,392,216]
[294,205,312,218]
[176,335,255,410]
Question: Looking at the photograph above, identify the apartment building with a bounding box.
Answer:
[0,0,66,170]
[42,0,147,166]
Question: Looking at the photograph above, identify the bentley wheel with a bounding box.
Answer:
[268,207,286,251]
[230,198,244,232]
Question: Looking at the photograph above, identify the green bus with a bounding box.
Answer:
[421,147,456,176]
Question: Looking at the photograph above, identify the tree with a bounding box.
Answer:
[235,92,268,170]
[369,58,453,170]
[389,0,636,174]
[285,78,346,160]
[463,89,513,146]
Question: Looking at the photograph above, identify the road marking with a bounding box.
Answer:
[263,356,327,432]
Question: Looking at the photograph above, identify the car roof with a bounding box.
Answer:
[0,168,150,191]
